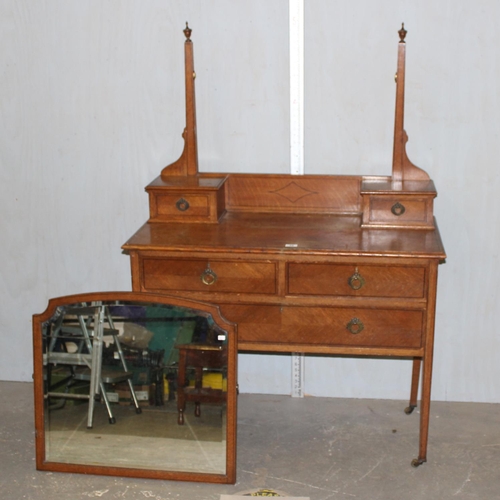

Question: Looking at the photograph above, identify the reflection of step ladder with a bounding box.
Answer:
[44,303,142,428]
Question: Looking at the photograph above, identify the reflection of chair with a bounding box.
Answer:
[44,304,142,428]
[176,342,227,425]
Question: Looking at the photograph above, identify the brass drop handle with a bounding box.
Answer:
[176,198,190,212]
[348,268,365,290]
[346,318,364,334]
[200,265,217,286]
[391,202,406,216]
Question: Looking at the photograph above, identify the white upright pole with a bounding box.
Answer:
[289,0,305,397]
[289,0,305,176]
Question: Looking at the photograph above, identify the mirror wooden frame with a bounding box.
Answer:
[33,291,237,484]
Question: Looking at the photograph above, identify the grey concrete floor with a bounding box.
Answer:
[1,381,499,500]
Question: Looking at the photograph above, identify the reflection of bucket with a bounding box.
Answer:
[164,373,176,401]
[187,372,227,391]
[203,372,223,390]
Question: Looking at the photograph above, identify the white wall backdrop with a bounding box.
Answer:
[1,0,499,403]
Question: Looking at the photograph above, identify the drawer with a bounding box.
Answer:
[155,193,211,218]
[142,258,277,294]
[146,179,226,223]
[361,194,435,229]
[220,304,423,348]
[288,263,425,298]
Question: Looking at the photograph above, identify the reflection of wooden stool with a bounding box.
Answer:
[176,344,227,425]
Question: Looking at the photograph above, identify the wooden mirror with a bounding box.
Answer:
[33,292,237,483]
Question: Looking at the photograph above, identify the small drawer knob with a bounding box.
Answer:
[391,202,406,216]
[348,269,365,290]
[176,198,190,212]
[346,318,364,334]
[200,266,217,286]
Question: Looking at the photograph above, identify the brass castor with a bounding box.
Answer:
[404,404,417,414]
[411,458,426,468]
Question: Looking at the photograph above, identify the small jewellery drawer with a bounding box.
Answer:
[142,258,277,294]
[154,193,211,218]
[361,194,435,229]
[287,263,426,298]
[368,196,430,223]
[221,304,423,348]
[146,177,227,223]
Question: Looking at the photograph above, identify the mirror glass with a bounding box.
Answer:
[33,292,236,483]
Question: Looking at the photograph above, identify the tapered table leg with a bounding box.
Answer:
[405,358,421,414]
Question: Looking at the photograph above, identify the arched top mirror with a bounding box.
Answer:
[33,292,237,484]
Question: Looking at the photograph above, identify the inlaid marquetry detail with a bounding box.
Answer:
[270,181,318,203]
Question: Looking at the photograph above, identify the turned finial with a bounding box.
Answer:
[184,22,192,41]
[398,23,407,42]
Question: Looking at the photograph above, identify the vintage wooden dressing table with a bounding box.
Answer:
[123,24,446,467]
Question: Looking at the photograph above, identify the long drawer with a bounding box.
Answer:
[287,262,426,298]
[141,258,277,294]
[220,304,423,348]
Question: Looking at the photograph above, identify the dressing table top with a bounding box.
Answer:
[124,212,445,259]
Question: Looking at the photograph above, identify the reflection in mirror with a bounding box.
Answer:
[33,292,236,484]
